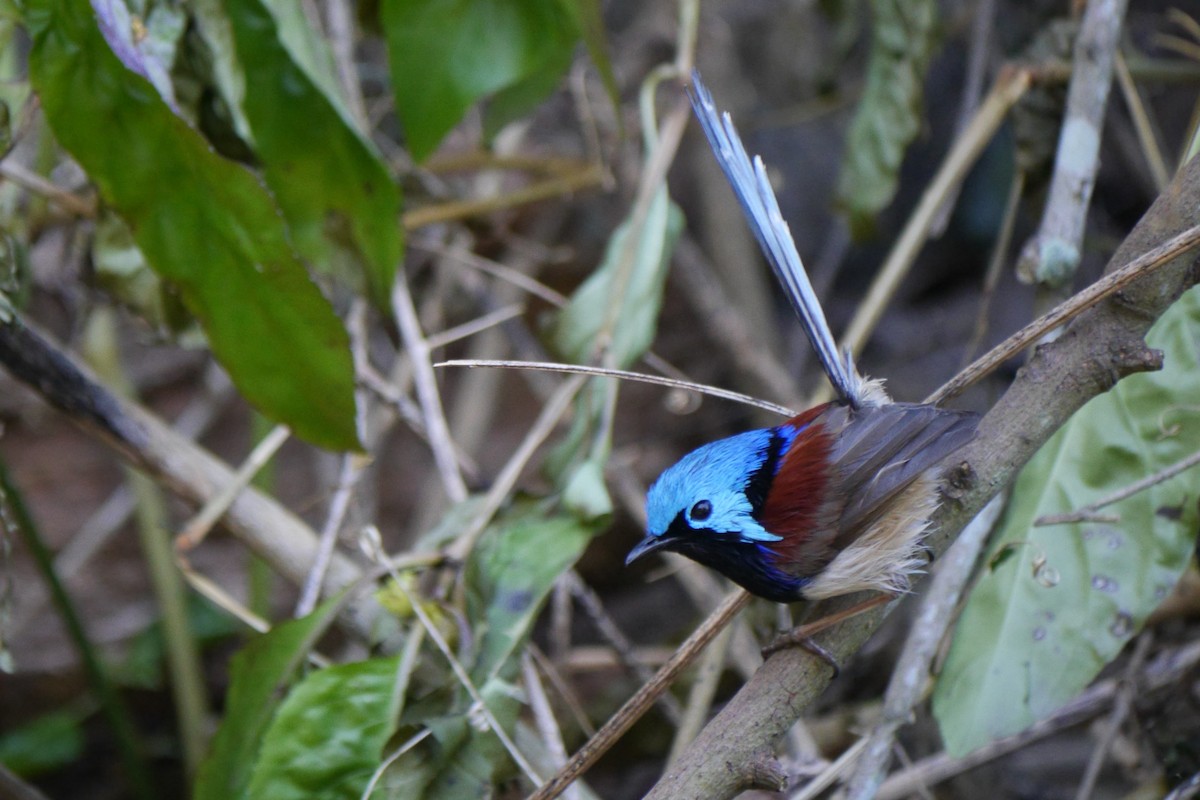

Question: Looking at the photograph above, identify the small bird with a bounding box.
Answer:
[627,73,977,619]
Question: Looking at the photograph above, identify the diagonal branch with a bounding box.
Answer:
[641,118,1200,800]
[0,314,377,636]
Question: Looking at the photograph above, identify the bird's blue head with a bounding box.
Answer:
[628,426,808,602]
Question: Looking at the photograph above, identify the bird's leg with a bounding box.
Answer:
[761,593,895,675]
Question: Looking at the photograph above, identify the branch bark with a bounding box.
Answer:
[0,315,377,636]
[643,142,1200,800]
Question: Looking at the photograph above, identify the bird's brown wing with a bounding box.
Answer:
[827,402,977,549]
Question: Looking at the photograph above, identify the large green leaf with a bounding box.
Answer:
[224,0,403,307]
[933,286,1200,756]
[27,0,359,450]
[464,500,597,681]
[188,0,255,146]
[546,185,681,481]
[91,211,192,335]
[245,656,404,800]
[194,596,346,800]
[0,710,85,778]
[835,0,939,234]
[379,677,523,800]
[381,0,578,161]
[551,184,681,369]
[362,502,597,798]
[559,0,618,114]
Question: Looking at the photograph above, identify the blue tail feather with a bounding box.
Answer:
[686,71,863,408]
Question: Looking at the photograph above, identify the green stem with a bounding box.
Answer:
[127,468,210,776]
[247,413,277,619]
[83,308,210,778]
[0,464,155,800]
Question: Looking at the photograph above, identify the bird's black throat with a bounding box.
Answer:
[656,511,807,603]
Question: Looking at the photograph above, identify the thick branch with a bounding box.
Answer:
[0,316,376,636]
[645,135,1200,800]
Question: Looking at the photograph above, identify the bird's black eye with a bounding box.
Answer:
[690,500,713,521]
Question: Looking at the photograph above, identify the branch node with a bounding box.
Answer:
[745,751,788,792]
[1112,343,1162,376]
[941,460,977,502]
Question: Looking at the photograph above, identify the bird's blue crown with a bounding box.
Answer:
[645,425,799,545]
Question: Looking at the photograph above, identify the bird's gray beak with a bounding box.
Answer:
[626,534,672,565]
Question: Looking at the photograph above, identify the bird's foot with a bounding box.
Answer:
[762,631,841,676]
[760,593,895,678]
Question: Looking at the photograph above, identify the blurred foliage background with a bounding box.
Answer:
[2,0,1200,798]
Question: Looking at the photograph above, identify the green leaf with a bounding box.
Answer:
[551,185,682,369]
[245,656,404,800]
[0,710,85,778]
[188,0,256,147]
[27,0,360,450]
[464,501,596,681]
[559,0,618,115]
[381,677,523,799]
[545,186,680,477]
[381,0,578,161]
[258,0,354,127]
[91,0,187,111]
[562,458,613,521]
[834,0,939,234]
[933,286,1200,756]
[91,211,193,336]
[194,595,346,800]
[482,41,574,143]
[224,0,403,307]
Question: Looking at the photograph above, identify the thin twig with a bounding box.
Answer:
[446,374,587,563]
[392,275,469,503]
[929,0,997,236]
[960,170,1025,368]
[1073,632,1153,800]
[356,620,428,800]
[1115,50,1170,192]
[1016,0,1129,286]
[0,161,95,216]
[295,452,365,616]
[402,166,606,229]
[672,235,801,404]
[565,570,682,724]
[527,589,751,800]
[175,424,291,550]
[833,67,1032,386]
[791,739,869,800]
[843,495,1005,799]
[360,729,432,800]
[390,578,544,785]
[522,653,583,800]
[357,362,480,478]
[1035,447,1200,526]
[876,637,1200,800]
[929,221,1200,404]
[437,359,794,417]
[425,304,525,351]
[413,240,570,306]
[529,646,596,738]
[666,620,733,766]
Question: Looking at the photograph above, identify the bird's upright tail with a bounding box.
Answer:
[686,71,876,409]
